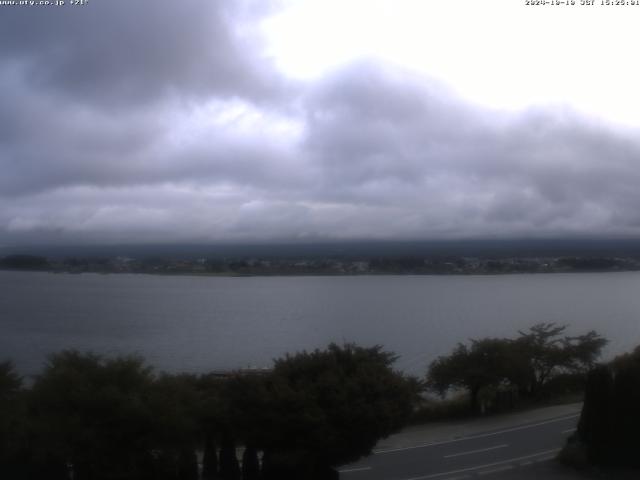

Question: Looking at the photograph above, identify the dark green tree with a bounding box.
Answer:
[610,346,640,466]
[427,338,516,413]
[218,432,241,480]
[201,434,219,480]
[0,361,27,479]
[177,448,199,480]
[146,373,201,479]
[577,365,614,464]
[197,373,229,480]
[428,324,608,411]
[242,446,260,480]
[28,351,156,480]
[0,361,21,395]
[575,346,640,467]
[515,323,607,396]
[254,343,418,478]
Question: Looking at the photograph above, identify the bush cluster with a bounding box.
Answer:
[0,344,418,480]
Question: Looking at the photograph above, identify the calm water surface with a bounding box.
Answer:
[1,270,640,376]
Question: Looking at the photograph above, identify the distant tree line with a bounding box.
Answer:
[2,253,639,276]
[0,344,418,480]
[0,255,49,270]
[426,323,607,414]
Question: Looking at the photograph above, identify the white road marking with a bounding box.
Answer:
[443,444,508,459]
[401,448,561,480]
[375,414,579,454]
[478,465,513,475]
[338,466,372,473]
[562,428,577,434]
[534,455,557,463]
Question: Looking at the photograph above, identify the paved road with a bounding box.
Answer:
[339,412,580,480]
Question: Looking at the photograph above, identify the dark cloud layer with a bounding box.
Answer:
[0,0,280,106]
[1,1,640,244]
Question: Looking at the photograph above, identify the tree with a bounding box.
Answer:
[609,346,640,466]
[564,330,609,371]
[515,323,607,396]
[576,365,614,464]
[427,338,517,413]
[197,373,235,480]
[146,373,201,480]
[201,434,219,480]
[218,432,241,480]
[28,351,157,480]
[0,361,21,397]
[237,343,418,478]
[575,345,640,467]
[427,324,608,412]
[241,446,260,480]
[0,361,26,478]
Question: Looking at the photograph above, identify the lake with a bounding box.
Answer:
[1,270,640,377]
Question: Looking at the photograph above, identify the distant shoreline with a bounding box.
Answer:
[3,252,640,277]
[2,266,640,278]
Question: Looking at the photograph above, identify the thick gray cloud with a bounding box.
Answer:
[1,1,640,244]
[298,61,640,238]
[0,0,281,106]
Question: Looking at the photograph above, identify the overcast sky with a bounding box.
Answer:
[2,0,640,245]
